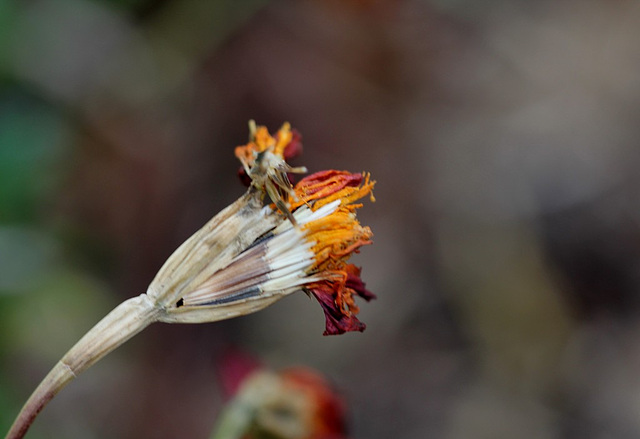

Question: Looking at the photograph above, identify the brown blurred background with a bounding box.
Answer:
[2,0,640,437]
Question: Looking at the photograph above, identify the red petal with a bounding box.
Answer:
[283,129,303,161]
[310,284,367,336]
[344,264,376,301]
[296,171,363,197]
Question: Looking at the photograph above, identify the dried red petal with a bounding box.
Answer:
[237,166,252,187]
[344,264,376,301]
[282,129,303,161]
[309,283,367,336]
[296,170,363,197]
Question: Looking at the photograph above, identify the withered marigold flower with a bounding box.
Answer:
[6,122,375,439]
[177,168,375,334]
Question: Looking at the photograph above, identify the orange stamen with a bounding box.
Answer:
[302,208,373,271]
[274,122,292,156]
[235,123,294,168]
[253,126,274,151]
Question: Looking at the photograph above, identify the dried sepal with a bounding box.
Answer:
[148,190,283,322]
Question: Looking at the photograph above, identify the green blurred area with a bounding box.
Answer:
[0,92,71,223]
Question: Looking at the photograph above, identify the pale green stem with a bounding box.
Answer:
[209,402,256,439]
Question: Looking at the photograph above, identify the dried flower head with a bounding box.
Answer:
[6,122,375,439]
[175,168,376,334]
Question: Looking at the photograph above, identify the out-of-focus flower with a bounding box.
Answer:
[6,122,375,439]
[212,354,348,439]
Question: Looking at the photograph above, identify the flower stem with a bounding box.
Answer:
[5,294,160,439]
[209,403,254,439]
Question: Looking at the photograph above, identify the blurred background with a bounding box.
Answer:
[2,0,640,437]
